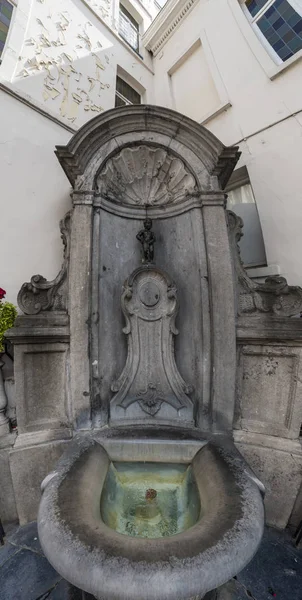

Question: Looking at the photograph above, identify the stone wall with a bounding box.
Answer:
[234,316,302,528]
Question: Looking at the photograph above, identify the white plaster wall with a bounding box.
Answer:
[1,0,155,127]
[0,89,72,305]
[169,40,220,122]
[151,0,302,286]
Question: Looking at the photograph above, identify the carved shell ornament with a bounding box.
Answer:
[97,145,197,205]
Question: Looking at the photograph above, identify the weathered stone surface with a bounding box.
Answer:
[68,201,92,430]
[110,265,194,425]
[9,440,70,524]
[92,207,213,430]
[13,342,70,433]
[4,377,15,423]
[202,205,236,433]
[0,447,17,524]
[234,431,302,529]
[228,210,302,317]
[56,106,240,190]
[235,344,302,439]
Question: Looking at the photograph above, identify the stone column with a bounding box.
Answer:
[69,191,94,429]
[202,196,237,433]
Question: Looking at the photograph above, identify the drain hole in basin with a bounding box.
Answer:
[100,462,201,539]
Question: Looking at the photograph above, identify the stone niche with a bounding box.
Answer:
[4,105,302,530]
[52,106,240,435]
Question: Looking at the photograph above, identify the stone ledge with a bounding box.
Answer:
[13,428,73,450]
[234,430,302,454]
[6,327,70,344]
[237,315,302,344]
[6,314,69,345]
[6,314,70,344]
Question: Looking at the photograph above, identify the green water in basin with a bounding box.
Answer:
[101,462,201,539]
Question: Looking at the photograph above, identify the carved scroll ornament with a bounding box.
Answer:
[97,145,197,206]
[17,211,71,315]
[227,210,302,316]
[110,266,193,423]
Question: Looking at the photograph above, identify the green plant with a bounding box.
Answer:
[0,289,17,352]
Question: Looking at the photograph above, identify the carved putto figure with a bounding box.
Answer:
[136,218,156,264]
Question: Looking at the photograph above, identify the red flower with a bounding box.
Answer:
[0,288,6,300]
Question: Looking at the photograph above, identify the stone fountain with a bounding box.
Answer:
[7,105,302,598]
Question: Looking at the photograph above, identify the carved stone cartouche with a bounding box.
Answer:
[227,210,302,316]
[110,266,193,423]
[17,211,71,315]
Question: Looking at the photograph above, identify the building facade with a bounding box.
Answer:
[1,0,302,530]
[1,0,302,300]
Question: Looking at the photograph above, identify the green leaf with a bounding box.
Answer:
[0,302,17,352]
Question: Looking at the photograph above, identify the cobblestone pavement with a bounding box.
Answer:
[0,522,301,600]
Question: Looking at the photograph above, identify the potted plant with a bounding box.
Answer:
[0,288,17,435]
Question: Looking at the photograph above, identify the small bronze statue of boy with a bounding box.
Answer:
[136,218,156,264]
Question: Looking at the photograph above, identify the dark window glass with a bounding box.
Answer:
[256,0,302,61]
[119,4,139,52]
[246,0,269,17]
[0,0,13,57]
[226,179,267,268]
[115,76,141,107]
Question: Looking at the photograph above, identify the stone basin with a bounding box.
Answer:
[38,429,265,600]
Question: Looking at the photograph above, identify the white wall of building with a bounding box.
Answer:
[0,89,72,304]
[146,0,302,286]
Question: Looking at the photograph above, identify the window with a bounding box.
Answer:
[119,4,139,53]
[0,0,13,58]
[115,75,141,107]
[244,0,302,62]
[226,167,267,267]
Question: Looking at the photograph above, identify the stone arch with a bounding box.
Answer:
[56,105,239,193]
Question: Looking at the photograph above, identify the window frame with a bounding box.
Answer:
[242,0,302,64]
[118,3,140,54]
[115,75,141,107]
[225,166,268,269]
[0,0,15,63]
